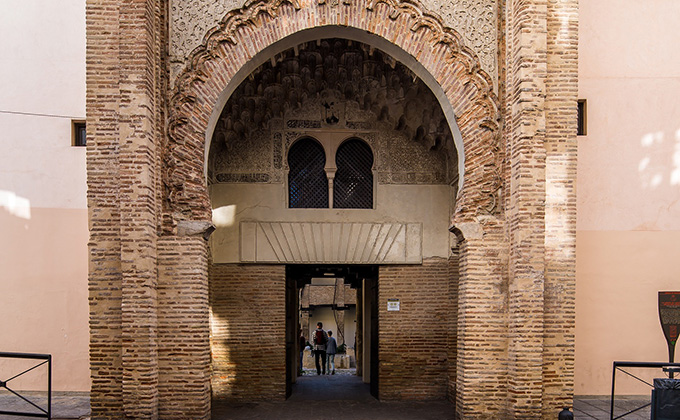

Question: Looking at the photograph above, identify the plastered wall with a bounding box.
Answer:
[0,0,89,392]
[575,0,680,395]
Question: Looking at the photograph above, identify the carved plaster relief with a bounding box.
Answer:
[420,0,497,89]
[169,0,498,88]
[240,221,423,263]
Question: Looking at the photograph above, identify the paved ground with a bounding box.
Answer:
[0,372,653,419]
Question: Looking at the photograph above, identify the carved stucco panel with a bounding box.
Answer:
[420,0,497,88]
[169,0,498,88]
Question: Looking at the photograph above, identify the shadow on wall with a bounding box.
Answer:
[209,264,287,403]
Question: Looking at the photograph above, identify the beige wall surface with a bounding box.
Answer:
[0,208,90,391]
[0,0,89,391]
[576,0,680,395]
[210,183,453,263]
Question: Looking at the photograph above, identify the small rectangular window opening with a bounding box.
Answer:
[577,99,587,136]
[72,120,86,146]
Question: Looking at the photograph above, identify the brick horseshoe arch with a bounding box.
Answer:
[165,0,502,229]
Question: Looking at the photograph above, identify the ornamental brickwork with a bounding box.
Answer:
[85,0,578,418]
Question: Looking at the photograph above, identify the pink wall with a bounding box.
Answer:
[576,0,680,395]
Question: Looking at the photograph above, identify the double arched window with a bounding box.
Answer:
[288,137,373,209]
[333,139,374,208]
[288,138,329,208]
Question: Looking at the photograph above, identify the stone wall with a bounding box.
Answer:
[209,264,287,401]
[379,259,450,400]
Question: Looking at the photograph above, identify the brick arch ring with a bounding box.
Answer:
[167,0,501,225]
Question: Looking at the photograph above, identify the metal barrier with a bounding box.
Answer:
[0,352,51,419]
[610,361,680,420]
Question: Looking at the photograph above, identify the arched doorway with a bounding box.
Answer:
[207,36,459,402]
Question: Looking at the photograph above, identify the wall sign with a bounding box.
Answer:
[659,291,680,363]
[387,299,400,311]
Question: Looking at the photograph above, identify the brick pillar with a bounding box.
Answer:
[86,0,123,417]
[158,238,211,419]
[87,0,164,418]
[454,220,508,418]
[448,249,460,402]
[335,278,345,345]
[543,0,578,416]
[505,0,549,416]
[118,0,163,417]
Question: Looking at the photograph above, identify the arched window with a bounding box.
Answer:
[288,137,328,208]
[334,138,374,209]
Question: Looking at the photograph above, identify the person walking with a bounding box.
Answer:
[312,322,328,375]
[326,330,337,375]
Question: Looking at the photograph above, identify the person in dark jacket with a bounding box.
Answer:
[326,330,337,375]
[312,322,328,375]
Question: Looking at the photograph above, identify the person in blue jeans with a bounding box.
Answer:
[326,330,337,375]
[312,322,328,375]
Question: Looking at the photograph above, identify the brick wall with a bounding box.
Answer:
[448,252,460,402]
[379,259,450,400]
[87,0,165,417]
[84,0,579,417]
[158,238,211,419]
[543,0,578,415]
[209,264,287,401]
[454,221,509,418]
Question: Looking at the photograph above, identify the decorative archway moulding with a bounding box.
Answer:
[166,0,502,231]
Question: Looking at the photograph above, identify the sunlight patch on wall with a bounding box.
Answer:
[639,131,665,189]
[671,128,680,186]
[0,190,31,220]
[212,205,236,228]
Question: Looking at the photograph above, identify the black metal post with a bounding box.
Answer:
[610,362,616,420]
[47,354,52,420]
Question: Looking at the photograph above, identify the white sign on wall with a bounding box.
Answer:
[387,299,400,311]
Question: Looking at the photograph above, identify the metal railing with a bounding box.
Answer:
[610,361,680,420]
[0,352,51,419]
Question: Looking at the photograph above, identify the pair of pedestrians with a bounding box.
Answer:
[312,322,337,375]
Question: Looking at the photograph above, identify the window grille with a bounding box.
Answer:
[288,138,329,208]
[334,139,373,209]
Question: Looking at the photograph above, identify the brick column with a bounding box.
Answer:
[158,238,211,419]
[448,249,460,401]
[454,220,508,418]
[543,0,578,416]
[335,278,345,345]
[86,0,123,417]
[505,0,549,416]
[87,0,164,418]
[117,0,163,417]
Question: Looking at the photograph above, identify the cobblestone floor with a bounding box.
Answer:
[0,376,653,419]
